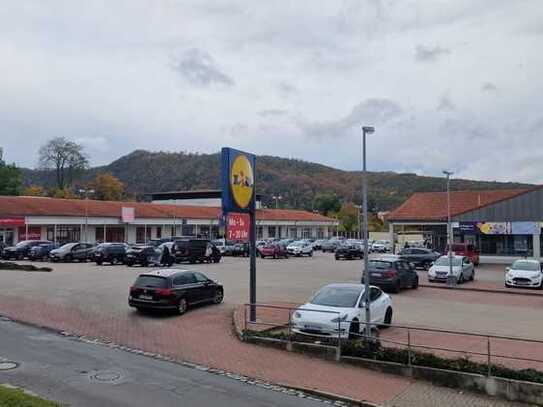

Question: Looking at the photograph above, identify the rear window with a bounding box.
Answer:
[134,275,169,288]
[368,260,393,270]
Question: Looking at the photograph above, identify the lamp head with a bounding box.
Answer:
[362,126,375,134]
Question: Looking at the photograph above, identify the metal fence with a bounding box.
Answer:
[243,303,543,376]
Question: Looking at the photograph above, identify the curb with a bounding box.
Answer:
[0,313,381,407]
[420,283,543,297]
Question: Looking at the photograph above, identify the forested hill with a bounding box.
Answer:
[21,150,532,211]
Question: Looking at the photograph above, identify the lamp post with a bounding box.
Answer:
[443,171,455,287]
[79,189,95,243]
[361,125,375,337]
[272,195,282,209]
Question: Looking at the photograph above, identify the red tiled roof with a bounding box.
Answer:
[0,196,336,223]
[386,189,529,222]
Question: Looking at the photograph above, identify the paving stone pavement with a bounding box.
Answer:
[384,382,533,407]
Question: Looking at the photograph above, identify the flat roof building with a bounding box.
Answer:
[0,196,338,246]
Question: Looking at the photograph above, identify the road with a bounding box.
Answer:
[0,318,324,407]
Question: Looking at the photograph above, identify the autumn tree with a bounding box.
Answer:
[91,173,124,201]
[337,202,358,233]
[23,185,46,196]
[38,137,89,190]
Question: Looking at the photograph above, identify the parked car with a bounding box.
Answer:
[230,242,250,257]
[128,269,224,314]
[125,245,162,267]
[371,240,392,253]
[362,256,419,293]
[335,242,364,260]
[505,259,543,289]
[258,243,288,259]
[398,247,440,270]
[148,238,173,247]
[172,239,221,264]
[94,242,128,265]
[49,242,95,262]
[312,240,326,251]
[428,255,475,284]
[445,243,480,266]
[1,240,53,260]
[287,241,313,257]
[28,242,59,261]
[291,283,393,339]
[211,239,227,254]
[223,240,240,256]
[321,239,341,253]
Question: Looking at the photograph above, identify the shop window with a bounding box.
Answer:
[18,226,42,241]
[156,226,162,239]
[96,227,125,243]
[136,227,152,243]
[257,226,263,239]
[302,228,311,239]
[46,225,81,244]
[268,226,276,238]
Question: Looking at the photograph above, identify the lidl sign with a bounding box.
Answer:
[221,147,256,214]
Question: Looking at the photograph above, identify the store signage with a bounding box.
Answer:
[226,213,250,241]
[221,147,256,214]
[477,222,509,235]
[0,217,25,226]
[121,207,135,223]
[455,222,478,233]
[511,221,539,235]
[18,226,41,240]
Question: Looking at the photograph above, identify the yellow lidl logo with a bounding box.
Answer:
[230,154,254,209]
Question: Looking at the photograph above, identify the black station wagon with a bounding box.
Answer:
[128,269,224,315]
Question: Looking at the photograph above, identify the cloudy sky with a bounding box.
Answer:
[1,1,543,183]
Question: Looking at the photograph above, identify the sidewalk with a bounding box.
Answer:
[0,294,531,406]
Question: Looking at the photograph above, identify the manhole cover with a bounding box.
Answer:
[0,362,18,371]
[90,371,123,383]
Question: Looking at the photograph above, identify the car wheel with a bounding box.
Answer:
[458,273,465,284]
[273,253,277,259]
[96,260,103,266]
[538,281,543,290]
[423,262,431,271]
[18,254,24,261]
[348,319,360,340]
[382,307,393,327]
[213,289,224,304]
[335,255,339,260]
[64,254,73,262]
[505,282,511,288]
[412,276,419,289]
[470,270,475,281]
[176,298,188,315]
[189,257,196,264]
[309,252,313,257]
[126,262,133,267]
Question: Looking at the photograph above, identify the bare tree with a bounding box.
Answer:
[38,137,89,190]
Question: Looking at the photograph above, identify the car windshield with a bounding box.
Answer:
[512,260,540,271]
[59,243,77,250]
[134,275,168,288]
[310,286,362,308]
[368,260,393,270]
[435,257,461,267]
[290,242,303,247]
[15,241,32,248]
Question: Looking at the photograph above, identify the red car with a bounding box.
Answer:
[445,243,480,266]
[258,244,288,259]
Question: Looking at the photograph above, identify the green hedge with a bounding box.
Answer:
[0,385,61,407]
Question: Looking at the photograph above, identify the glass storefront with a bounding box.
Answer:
[46,226,81,244]
[0,228,15,246]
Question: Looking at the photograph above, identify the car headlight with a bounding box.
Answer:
[331,314,348,323]
[531,272,541,279]
[293,311,302,319]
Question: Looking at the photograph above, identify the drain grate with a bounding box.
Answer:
[90,370,123,383]
[0,362,18,371]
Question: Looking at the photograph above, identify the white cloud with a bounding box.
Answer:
[0,0,542,184]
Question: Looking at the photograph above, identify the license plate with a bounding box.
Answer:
[304,324,321,330]
[140,294,153,300]
[371,272,382,276]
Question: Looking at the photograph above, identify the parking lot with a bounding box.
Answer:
[0,252,542,339]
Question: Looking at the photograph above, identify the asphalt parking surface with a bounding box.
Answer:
[0,252,542,339]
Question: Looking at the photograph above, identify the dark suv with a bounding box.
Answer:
[29,242,59,261]
[172,239,221,264]
[128,269,224,314]
[398,248,440,270]
[1,240,53,260]
[125,245,162,267]
[94,243,128,265]
[363,256,419,293]
[335,243,364,260]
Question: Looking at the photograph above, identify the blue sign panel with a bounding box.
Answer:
[221,147,256,214]
[455,222,478,234]
[511,221,539,235]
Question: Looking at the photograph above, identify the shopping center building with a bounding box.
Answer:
[386,187,543,263]
[0,194,338,246]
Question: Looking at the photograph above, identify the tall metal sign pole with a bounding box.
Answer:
[443,170,455,286]
[221,147,257,322]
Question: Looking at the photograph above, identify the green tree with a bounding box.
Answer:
[313,192,341,216]
[0,154,21,195]
[38,137,89,190]
[337,202,358,232]
[23,185,46,196]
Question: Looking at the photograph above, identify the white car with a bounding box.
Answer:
[428,255,475,283]
[505,259,543,289]
[291,283,393,339]
[286,241,313,257]
[372,240,391,253]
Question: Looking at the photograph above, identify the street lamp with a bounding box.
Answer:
[79,189,95,243]
[272,195,283,209]
[361,125,375,338]
[442,170,455,287]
